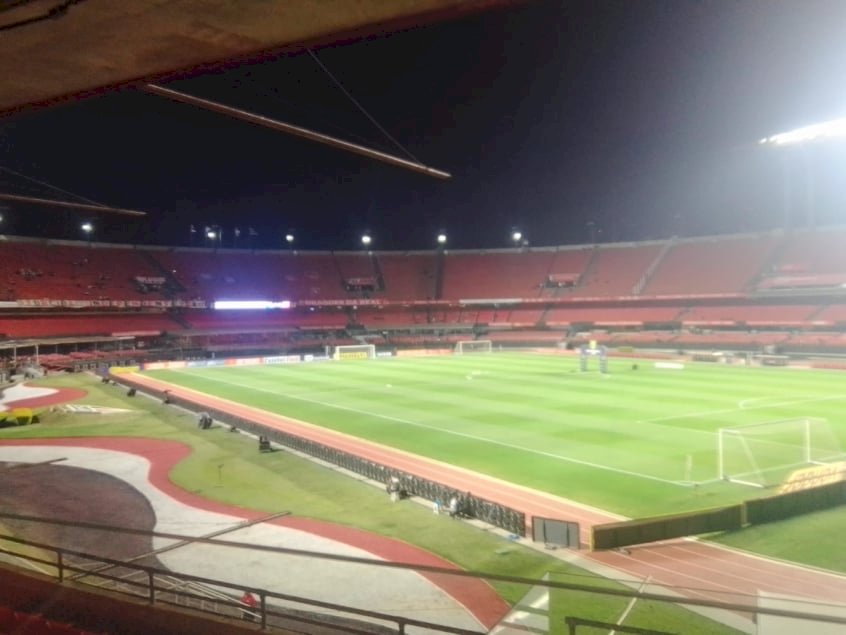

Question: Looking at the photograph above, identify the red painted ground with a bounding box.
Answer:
[0,435,510,629]
[2,385,88,410]
[125,371,846,617]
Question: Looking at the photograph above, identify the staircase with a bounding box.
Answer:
[370,253,386,292]
[433,250,446,300]
[746,232,788,292]
[575,246,602,292]
[632,238,676,296]
[140,250,187,297]
[330,252,348,292]
[169,311,192,329]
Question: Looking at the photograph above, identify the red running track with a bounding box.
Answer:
[127,372,846,616]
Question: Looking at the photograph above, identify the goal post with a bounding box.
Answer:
[717,418,845,488]
[333,344,376,360]
[455,339,493,354]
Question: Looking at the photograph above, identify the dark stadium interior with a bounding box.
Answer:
[4,0,846,633]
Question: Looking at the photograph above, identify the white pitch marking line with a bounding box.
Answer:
[176,371,688,487]
[640,393,846,424]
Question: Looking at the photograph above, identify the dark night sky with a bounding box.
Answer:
[2,0,846,251]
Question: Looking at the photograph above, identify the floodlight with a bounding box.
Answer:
[361,234,372,246]
[81,222,93,233]
[759,117,846,146]
[511,230,522,243]
[437,232,447,245]
[206,230,216,239]
[285,233,295,244]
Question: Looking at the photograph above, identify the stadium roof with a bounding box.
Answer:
[0,0,520,116]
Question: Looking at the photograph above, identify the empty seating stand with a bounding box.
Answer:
[569,243,663,297]
[377,253,436,301]
[0,313,180,339]
[644,235,778,295]
[0,241,166,302]
[0,230,845,348]
[441,250,586,300]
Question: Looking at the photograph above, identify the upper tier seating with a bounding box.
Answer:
[156,250,285,300]
[569,244,663,297]
[758,229,846,290]
[644,235,778,295]
[155,251,347,301]
[769,228,846,273]
[334,253,377,288]
[0,242,165,301]
[441,249,592,300]
[377,253,436,300]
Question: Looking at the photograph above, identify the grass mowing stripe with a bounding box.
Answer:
[147,354,846,516]
[639,394,846,425]
[173,369,690,487]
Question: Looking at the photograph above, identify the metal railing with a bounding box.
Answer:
[0,532,483,635]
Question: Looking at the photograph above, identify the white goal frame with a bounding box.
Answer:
[455,339,493,354]
[333,344,376,360]
[717,417,843,488]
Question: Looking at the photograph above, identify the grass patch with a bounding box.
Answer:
[147,354,846,516]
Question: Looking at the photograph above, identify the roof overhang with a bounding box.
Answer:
[0,0,523,116]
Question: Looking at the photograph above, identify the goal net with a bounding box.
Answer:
[455,340,493,354]
[333,344,376,360]
[717,418,845,488]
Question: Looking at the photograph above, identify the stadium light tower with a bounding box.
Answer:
[81,221,93,244]
[285,233,295,245]
[511,230,522,246]
[205,225,222,249]
[361,233,372,247]
[759,117,846,228]
[436,232,447,245]
[759,117,846,147]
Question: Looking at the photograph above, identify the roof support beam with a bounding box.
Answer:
[143,83,451,180]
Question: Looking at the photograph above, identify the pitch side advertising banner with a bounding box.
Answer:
[263,355,302,364]
[142,361,187,370]
[227,357,263,366]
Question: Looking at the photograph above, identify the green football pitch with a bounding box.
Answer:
[146,353,846,517]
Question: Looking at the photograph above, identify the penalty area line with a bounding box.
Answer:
[183,371,687,488]
[640,393,846,425]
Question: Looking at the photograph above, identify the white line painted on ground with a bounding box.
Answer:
[639,393,846,425]
[181,371,689,487]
